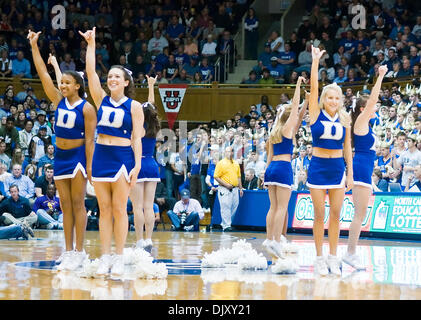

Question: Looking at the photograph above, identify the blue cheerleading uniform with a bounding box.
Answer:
[353,126,377,188]
[137,134,160,182]
[53,98,88,180]
[264,136,293,188]
[307,110,346,189]
[91,96,135,182]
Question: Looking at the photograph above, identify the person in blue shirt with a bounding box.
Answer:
[339,31,357,56]
[33,183,62,230]
[4,163,35,201]
[199,57,214,83]
[267,57,285,84]
[255,42,274,75]
[166,15,185,45]
[174,45,190,66]
[11,51,32,78]
[145,56,164,77]
[183,56,201,82]
[277,43,296,78]
[333,67,348,83]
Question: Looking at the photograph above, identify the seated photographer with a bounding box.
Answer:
[166,189,204,231]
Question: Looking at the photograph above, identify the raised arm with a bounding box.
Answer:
[309,45,325,124]
[27,31,62,106]
[284,76,305,134]
[47,53,62,86]
[354,65,388,133]
[146,74,157,104]
[79,27,106,108]
[294,90,309,135]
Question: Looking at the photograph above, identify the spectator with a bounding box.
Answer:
[268,30,285,54]
[0,49,12,77]
[244,8,259,60]
[396,134,421,190]
[244,150,266,178]
[166,189,204,231]
[372,168,389,192]
[201,34,217,63]
[405,164,421,192]
[0,184,37,230]
[11,51,31,78]
[241,70,259,86]
[37,144,55,176]
[172,68,190,84]
[267,56,285,84]
[0,140,11,170]
[213,146,243,231]
[163,54,178,82]
[199,57,214,83]
[154,181,177,214]
[32,111,52,136]
[59,53,76,72]
[0,116,20,157]
[33,183,62,229]
[18,119,34,160]
[295,41,312,74]
[148,29,169,55]
[183,56,200,81]
[4,163,35,201]
[29,126,51,164]
[34,164,55,198]
[242,168,258,190]
[258,68,276,86]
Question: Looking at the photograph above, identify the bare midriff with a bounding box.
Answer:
[272,154,292,162]
[56,137,85,150]
[313,147,343,158]
[96,133,131,146]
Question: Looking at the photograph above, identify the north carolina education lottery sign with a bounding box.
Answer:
[292,193,421,235]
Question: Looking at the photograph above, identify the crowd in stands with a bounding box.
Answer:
[0,0,253,84]
[242,0,421,86]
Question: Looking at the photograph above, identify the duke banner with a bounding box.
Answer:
[158,84,188,129]
[292,193,421,235]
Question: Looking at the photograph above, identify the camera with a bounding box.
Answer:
[179,211,187,226]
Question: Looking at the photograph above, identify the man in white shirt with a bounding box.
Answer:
[397,135,421,190]
[245,150,266,178]
[166,189,204,231]
[147,29,169,55]
[201,34,217,62]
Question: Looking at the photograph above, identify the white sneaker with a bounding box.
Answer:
[46,222,55,230]
[262,239,277,257]
[269,240,285,259]
[96,254,113,276]
[327,254,342,276]
[110,255,125,276]
[56,251,74,271]
[66,250,88,271]
[314,256,329,276]
[342,253,365,271]
[280,235,299,253]
[136,239,145,249]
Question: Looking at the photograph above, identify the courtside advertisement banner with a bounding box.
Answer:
[292,193,375,231]
[158,84,188,129]
[292,193,421,235]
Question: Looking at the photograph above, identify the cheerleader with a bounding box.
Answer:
[307,46,353,276]
[130,74,161,252]
[262,76,306,258]
[27,30,97,271]
[80,27,143,276]
[344,65,388,270]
